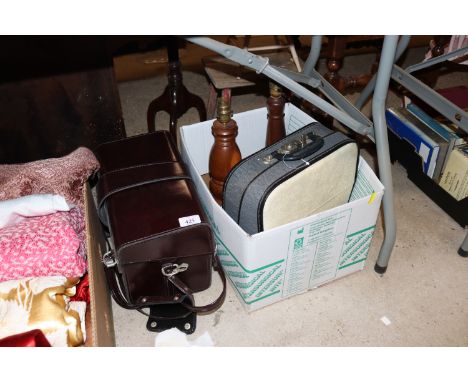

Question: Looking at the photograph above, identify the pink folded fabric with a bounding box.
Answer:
[0,208,86,282]
[0,147,99,208]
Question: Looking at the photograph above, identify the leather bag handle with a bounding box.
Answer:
[102,251,226,316]
[169,255,227,314]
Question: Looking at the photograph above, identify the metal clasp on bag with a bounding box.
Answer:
[102,250,117,268]
[161,263,189,277]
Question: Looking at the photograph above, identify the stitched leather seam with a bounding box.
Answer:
[102,161,181,176]
[98,175,191,225]
[95,131,178,157]
[121,252,215,266]
[117,223,215,260]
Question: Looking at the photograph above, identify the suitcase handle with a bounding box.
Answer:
[273,133,324,161]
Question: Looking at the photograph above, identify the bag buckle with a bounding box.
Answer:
[102,250,117,268]
[162,263,189,277]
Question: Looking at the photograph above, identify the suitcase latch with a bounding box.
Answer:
[102,250,117,268]
[162,263,189,277]
[277,141,299,155]
[260,154,274,165]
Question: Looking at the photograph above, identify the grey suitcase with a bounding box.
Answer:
[222,122,359,235]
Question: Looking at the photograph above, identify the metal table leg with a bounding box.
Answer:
[458,232,468,258]
[187,36,400,274]
[302,36,322,76]
[372,36,399,274]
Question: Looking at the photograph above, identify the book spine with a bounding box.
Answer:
[398,107,448,181]
[385,108,439,178]
[407,103,459,142]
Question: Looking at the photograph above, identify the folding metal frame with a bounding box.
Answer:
[186,35,467,273]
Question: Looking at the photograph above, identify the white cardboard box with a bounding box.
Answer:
[180,104,384,312]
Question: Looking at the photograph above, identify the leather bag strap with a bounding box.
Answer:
[102,252,226,316]
[103,261,196,321]
[168,255,227,314]
[97,174,192,227]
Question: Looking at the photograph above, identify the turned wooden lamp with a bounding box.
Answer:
[208,97,241,205]
[266,81,286,146]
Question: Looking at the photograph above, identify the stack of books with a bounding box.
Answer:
[385,86,467,201]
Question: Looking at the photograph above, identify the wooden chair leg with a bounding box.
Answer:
[416,35,452,88]
[221,88,231,105]
[207,83,218,119]
[286,36,302,72]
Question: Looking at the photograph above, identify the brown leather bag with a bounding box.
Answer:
[95,131,226,334]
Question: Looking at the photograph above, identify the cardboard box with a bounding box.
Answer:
[83,183,115,346]
[180,104,384,312]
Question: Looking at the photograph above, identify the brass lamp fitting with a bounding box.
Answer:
[269,81,282,98]
[217,98,232,123]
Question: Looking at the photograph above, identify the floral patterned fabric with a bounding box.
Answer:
[0,147,99,208]
[0,208,87,282]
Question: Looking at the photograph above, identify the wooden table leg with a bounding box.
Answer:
[146,36,207,145]
[324,36,347,94]
[325,35,379,95]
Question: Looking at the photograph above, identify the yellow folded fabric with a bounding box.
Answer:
[0,276,85,347]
